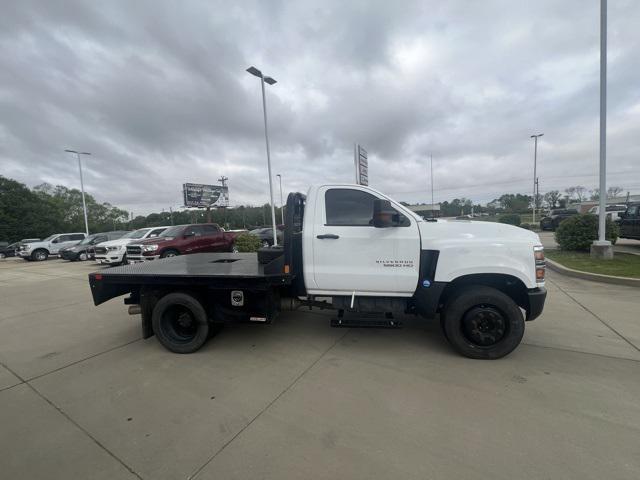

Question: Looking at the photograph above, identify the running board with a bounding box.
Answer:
[330,310,402,328]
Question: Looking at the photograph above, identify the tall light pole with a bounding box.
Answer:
[247,65,278,247]
[594,0,610,252]
[430,154,434,209]
[65,149,91,235]
[530,134,543,225]
[276,174,284,224]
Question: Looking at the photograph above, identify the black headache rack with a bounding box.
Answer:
[88,191,307,306]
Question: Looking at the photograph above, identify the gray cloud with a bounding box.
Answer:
[1,0,639,215]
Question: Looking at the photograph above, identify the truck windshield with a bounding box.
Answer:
[78,235,95,245]
[122,229,150,239]
[41,235,56,242]
[159,226,185,237]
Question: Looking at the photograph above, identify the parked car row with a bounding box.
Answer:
[538,202,640,239]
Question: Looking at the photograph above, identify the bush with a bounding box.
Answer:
[555,214,618,251]
[234,233,261,252]
[498,214,521,226]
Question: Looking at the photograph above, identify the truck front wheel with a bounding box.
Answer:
[31,249,48,261]
[151,292,210,353]
[441,286,524,359]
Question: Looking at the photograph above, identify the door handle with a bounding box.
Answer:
[316,234,340,239]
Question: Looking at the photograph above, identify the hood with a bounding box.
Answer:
[419,219,541,246]
[133,236,174,246]
[98,238,134,248]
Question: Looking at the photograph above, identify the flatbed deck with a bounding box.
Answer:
[89,253,291,305]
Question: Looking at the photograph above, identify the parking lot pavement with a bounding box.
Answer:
[0,258,639,479]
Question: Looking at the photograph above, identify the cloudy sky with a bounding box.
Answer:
[1,0,639,214]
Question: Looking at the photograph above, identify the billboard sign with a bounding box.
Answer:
[355,144,368,186]
[182,183,229,208]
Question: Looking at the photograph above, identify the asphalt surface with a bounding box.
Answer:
[0,257,639,479]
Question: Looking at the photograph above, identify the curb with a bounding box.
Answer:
[546,258,640,287]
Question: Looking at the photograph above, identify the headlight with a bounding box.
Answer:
[107,246,122,251]
[22,245,31,250]
[142,244,159,252]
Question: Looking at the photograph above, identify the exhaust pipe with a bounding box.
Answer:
[128,305,142,315]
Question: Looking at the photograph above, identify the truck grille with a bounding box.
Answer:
[94,246,107,255]
[127,245,142,255]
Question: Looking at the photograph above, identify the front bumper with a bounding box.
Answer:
[17,250,31,258]
[95,252,125,264]
[526,287,547,321]
[127,255,160,263]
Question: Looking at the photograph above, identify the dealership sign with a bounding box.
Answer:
[354,144,368,186]
[182,183,229,208]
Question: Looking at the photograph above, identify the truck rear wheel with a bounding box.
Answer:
[151,292,210,353]
[441,286,524,359]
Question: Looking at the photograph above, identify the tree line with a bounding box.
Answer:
[0,176,283,242]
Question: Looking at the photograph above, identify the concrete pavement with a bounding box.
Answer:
[0,257,639,479]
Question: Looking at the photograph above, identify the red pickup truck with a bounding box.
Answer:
[126,224,240,262]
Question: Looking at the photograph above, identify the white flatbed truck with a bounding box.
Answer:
[89,184,547,359]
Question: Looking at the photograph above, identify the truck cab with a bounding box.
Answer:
[89,184,547,359]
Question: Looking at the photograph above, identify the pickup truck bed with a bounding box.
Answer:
[89,252,291,306]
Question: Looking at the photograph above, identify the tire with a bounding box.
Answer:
[121,254,128,266]
[160,249,179,259]
[0,253,5,259]
[151,292,210,353]
[261,240,270,248]
[79,252,88,261]
[441,286,524,359]
[31,249,48,262]
[231,244,239,253]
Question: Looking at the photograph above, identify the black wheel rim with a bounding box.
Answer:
[166,252,176,257]
[161,305,199,344]
[461,305,508,347]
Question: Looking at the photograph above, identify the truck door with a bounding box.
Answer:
[201,224,225,252]
[310,186,420,295]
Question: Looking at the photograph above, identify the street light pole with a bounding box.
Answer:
[276,174,284,224]
[597,0,608,244]
[247,66,278,247]
[65,149,91,235]
[530,134,543,225]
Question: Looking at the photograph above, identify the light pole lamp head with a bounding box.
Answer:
[65,149,78,154]
[530,133,544,139]
[264,76,277,85]
[246,66,262,78]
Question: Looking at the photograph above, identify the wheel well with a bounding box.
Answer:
[440,274,529,313]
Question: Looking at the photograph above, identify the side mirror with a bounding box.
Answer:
[373,199,396,228]
[183,232,195,238]
[51,239,59,244]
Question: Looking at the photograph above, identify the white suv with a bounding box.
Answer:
[18,233,86,261]
[94,226,170,265]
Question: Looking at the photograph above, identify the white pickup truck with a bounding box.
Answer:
[89,184,547,359]
[18,232,86,261]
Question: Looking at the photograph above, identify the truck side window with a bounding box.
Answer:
[185,226,205,237]
[202,225,220,235]
[70,234,85,241]
[325,189,377,226]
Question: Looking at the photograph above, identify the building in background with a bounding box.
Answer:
[407,203,441,219]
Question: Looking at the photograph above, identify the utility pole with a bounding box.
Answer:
[530,134,544,225]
